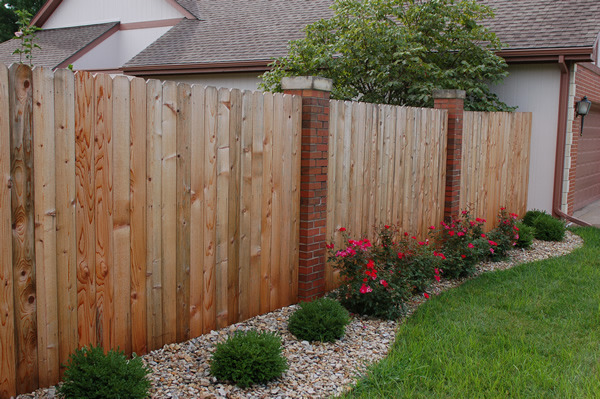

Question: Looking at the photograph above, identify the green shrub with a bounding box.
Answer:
[532,214,566,241]
[523,209,549,227]
[57,345,151,399]
[515,222,535,249]
[288,298,350,342]
[210,330,287,388]
[486,208,520,261]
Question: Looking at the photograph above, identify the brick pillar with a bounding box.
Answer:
[282,76,332,301]
[433,89,466,221]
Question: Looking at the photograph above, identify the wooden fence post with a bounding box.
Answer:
[433,89,465,221]
[282,76,332,301]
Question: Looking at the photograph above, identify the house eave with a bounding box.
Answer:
[31,0,64,27]
[498,47,595,64]
[122,60,273,76]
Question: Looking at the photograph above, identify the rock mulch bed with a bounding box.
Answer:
[18,231,584,399]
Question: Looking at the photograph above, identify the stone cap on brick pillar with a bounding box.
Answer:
[432,89,466,99]
[281,76,333,92]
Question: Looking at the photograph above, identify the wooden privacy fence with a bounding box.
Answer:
[0,64,301,397]
[460,111,532,228]
[325,101,448,290]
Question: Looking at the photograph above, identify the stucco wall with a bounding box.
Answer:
[489,64,562,213]
[42,0,184,29]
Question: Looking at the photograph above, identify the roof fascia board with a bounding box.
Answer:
[123,60,272,75]
[120,18,182,30]
[31,0,63,27]
[498,47,594,63]
[55,23,120,69]
[165,0,197,19]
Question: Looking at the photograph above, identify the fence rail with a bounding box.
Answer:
[0,64,301,397]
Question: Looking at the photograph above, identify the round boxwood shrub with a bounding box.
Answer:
[288,298,350,342]
[532,214,566,241]
[210,330,287,388]
[523,209,549,227]
[515,221,535,249]
[57,345,151,399]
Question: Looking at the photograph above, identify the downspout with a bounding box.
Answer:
[552,56,592,226]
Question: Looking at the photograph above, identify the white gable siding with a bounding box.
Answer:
[148,73,264,91]
[72,26,174,70]
[42,0,185,29]
[490,64,562,213]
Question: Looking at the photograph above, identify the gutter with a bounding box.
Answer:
[552,56,592,226]
[122,60,273,76]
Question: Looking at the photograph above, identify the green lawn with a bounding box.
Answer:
[342,227,600,398]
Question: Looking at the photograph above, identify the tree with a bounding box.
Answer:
[261,0,514,111]
[0,0,44,42]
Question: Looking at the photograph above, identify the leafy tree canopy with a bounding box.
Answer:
[0,0,44,42]
[261,0,514,111]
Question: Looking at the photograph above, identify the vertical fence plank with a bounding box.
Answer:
[203,86,218,333]
[0,63,17,399]
[228,89,241,324]
[33,66,59,388]
[290,95,302,303]
[54,68,76,378]
[189,85,205,338]
[146,79,162,350]
[112,76,131,355]
[259,93,273,314]
[366,105,378,237]
[129,77,147,354]
[9,64,38,393]
[215,87,230,328]
[94,73,114,351]
[74,71,95,349]
[249,91,264,318]
[161,81,177,345]
[280,94,293,306]
[239,91,253,321]
[176,83,191,342]
[269,93,283,310]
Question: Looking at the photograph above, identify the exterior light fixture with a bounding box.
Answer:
[575,96,592,136]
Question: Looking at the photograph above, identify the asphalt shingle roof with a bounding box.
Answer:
[124,0,335,67]
[0,22,118,68]
[479,0,600,50]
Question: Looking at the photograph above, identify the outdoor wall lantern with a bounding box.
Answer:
[575,96,592,136]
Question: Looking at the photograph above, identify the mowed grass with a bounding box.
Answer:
[342,227,600,398]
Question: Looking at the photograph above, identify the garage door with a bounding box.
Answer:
[574,104,600,211]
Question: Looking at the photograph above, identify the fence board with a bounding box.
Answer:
[9,64,38,393]
[189,85,205,338]
[280,94,293,306]
[0,63,16,399]
[74,71,95,349]
[228,89,241,325]
[203,86,218,333]
[270,93,283,310]
[33,66,59,387]
[93,73,114,351]
[239,90,253,321]
[290,95,302,303]
[129,77,147,354]
[176,83,191,342]
[146,79,162,351]
[259,93,273,314]
[215,87,230,329]
[161,81,177,345]
[112,76,131,355]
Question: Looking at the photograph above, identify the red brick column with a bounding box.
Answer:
[433,89,466,221]
[282,76,332,301]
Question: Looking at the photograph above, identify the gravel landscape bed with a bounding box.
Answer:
[19,231,584,399]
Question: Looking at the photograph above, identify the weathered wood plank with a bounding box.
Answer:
[259,93,273,314]
[145,79,162,351]
[290,94,302,303]
[269,93,283,310]
[94,73,114,351]
[9,63,39,393]
[176,83,191,342]
[249,91,264,318]
[129,77,147,355]
[280,94,293,306]
[74,71,96,350]
[161,81,177,345]
[0,63,17,399]
[215,88,231,328]
[189,85,205,338]
[228,89,241,324]
[238,90,253,321]
[32,66,59,387]
[202,86,218,333]
[111,75,131,355]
